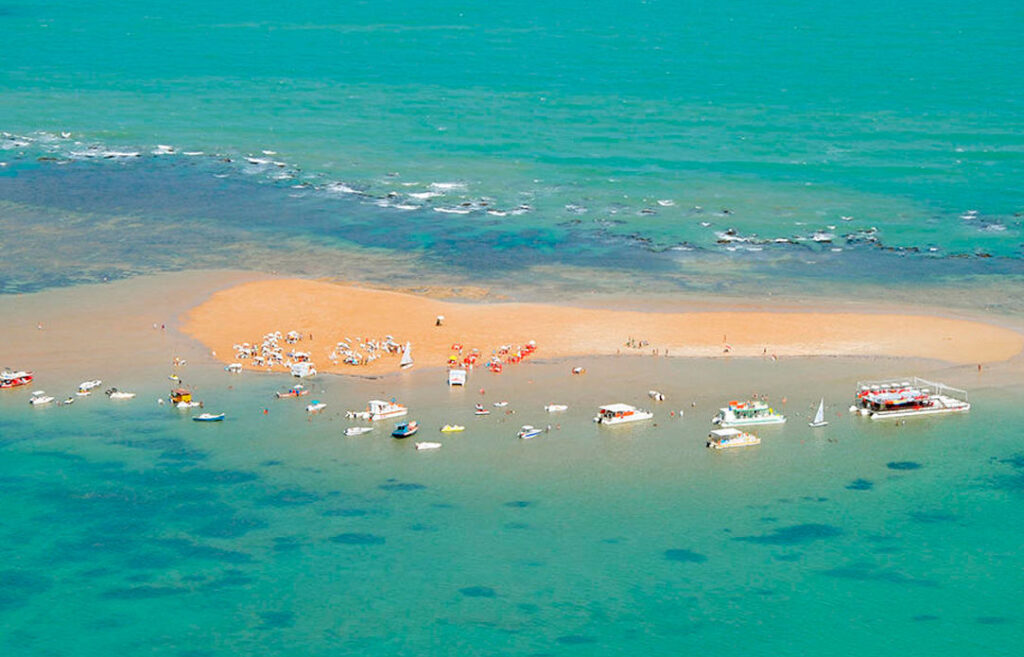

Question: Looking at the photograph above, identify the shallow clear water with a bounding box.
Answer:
[2,359,1022,655]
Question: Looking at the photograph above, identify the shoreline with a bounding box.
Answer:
[181,278,1024,377]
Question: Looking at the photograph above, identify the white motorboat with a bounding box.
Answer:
[493,401,509,407]
[306,401,327,413]
[29,394,55,406]
[648,390,666,401]
[224,363,243,373]
[809,398,829,428]
[712,400,786,427]
[707,428,761,449]
[348,399,407,421]
[106,388,136,400]
[176,401,202,409]
[517,425,543,440]
[344,426,374,437]
[193,412,225,422]
[447,368,466,386]
[544,404,568,412]
[77,379,102,395]
[593,403,653,425]
[415,441,442,450]
[474,403,491,416]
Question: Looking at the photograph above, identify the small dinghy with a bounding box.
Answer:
[517,425,543,440]
[193,413,225,422]
[474,404,491,416]
[493,401,509,408]
[306,400,327,413]
[176,401,201,409]
[544,404,568,412]
[809,398,829,428]
[58,397,75,406]
[415,441,442,450]
[440,424,465,433]
[392,421,419,438]
[344,426,374,437]
[572,367,585,375]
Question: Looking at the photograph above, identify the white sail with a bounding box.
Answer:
[809,398,828,427]
[400,342,414,369]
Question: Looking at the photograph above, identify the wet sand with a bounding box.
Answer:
[181,278,1024,376]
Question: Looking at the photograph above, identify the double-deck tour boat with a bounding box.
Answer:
[712,400,786,427]
[853,377,970,420]
[707,428,761,449]
[1,370,34,389]
[593,403,654,425]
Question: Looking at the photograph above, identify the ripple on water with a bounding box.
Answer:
[663,549,708,563]
[887,461,922,471]
[504,500,533,508]
[458,586,496,598]
[734,524,842,545]
[329,533,386,545]
[846,478,874,491]
[556,635,597,645]
[258,611,295,629]
[0,570,52,611]
[257,489,323,507]
[378,481,427,491]
[822,562,939,588]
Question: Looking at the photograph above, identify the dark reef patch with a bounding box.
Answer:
[378,482,427,491]
[458,586,496,598]
[329,532,385,545]
[887,461,922,471]
[735,523,842,545]
[822,562,938,587]
[556,635,597,645]
[664,549,708,563]
[258,611,295,629]
[846,478,874,491]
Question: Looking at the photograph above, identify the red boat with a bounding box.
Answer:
[1,370,34,388]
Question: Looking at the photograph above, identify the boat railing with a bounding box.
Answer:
[856,376,968,402]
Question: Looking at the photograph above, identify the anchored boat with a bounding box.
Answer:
[854,377,970,420]
[809,398,829,428]
[348,399,408,421]
[593,403,653,425]
[712,400,786,427]
[344,426,374,437]
[193,413,225,422]
[517,425,543,440]
[707,428,761,449]
[392,421,419,438]
[1,370,34,389]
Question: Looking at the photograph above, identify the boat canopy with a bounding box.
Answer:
[599,403,637,413]
[709,428,743,438]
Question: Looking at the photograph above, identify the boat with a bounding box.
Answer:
[392,421,419,438]
[348,399,408,421]
[176,401,201,409]
[809,398,829,428]
[440,424,465,433]
[58,397,75,406]
[224,363,243,373]
[290,362,317,378]
[593,403,653,425]
[276,385,309,399]
[1,370,34,389]
[76,379,102,395]
[544,404,568,413]
[711,400,786,427]
[306,401,327,413]
[517,425,543,440]
[572,367,585,375]
[493,401,509,408]
[415,441,442,450]
[344,426,374,437]
[106,388,136,399]
[29,393,54,406]
[447,368,467,386]
[170,388,193,405]
[474,403,491,416]
[854,377,970,420]
[400,342,414,369]
[707,428,761,449]
[648,390,666,401]
[193,413,225,422]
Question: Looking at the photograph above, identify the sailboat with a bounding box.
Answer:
[809,398,829,428]
[400,342,414,369]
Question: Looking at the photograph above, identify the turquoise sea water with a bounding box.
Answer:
[1,1,1023,297]
[2,359,1023,655]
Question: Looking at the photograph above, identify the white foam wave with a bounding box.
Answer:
[430,182,466,191]
[434,207,472,214]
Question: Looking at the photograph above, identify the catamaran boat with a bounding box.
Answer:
[76,379,102,395]
[415,441,441,450]
[517,425,543,440]
[544,404,568,413]
[447,368,467,386]
[344,426,374,437]
[854,377,970,420]
[707,428,761,449]
[593,403,654,425]
[1,370,34,389]
[347,399,408,421]
[306,400,327,413]
[392,421,419,438]
[711,400,786,427]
